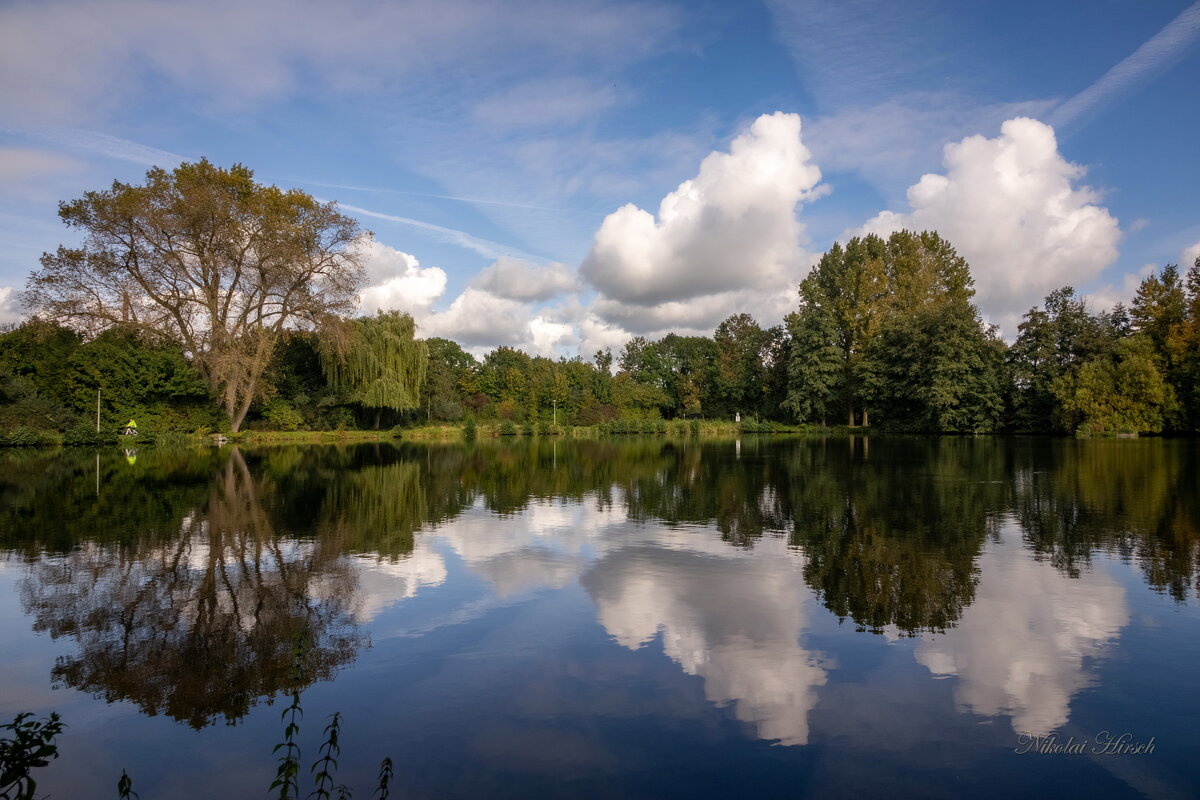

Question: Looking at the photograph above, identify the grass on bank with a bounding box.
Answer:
[0,417,832,448]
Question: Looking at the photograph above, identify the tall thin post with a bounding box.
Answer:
[552,399,556,427]
[96,388,101,433]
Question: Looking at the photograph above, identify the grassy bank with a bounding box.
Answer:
[0,419,829,448]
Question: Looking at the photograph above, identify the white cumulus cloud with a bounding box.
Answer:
[357,241,448,317]
[1182,240,1200,269]
[0,287,23,325]
[591,285,796,339]
[581,112,825,307]
[418,288,528,349]
[470,257,578,302]
[859,117,1122,335]
[1085,263,1156,315]
[358,241,581,357]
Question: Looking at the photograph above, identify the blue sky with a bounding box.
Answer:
[1,0,1198,355]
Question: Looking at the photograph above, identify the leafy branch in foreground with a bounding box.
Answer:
[0,712,64,800]
[117,769,139,799]
[271,688,304,799]
[311,712,343,800]
[374,757,393,800]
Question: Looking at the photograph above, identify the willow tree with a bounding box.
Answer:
[321,311,427,428]
[24,160,369,431]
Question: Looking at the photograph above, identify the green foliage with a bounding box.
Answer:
[311,713,343,800]
[463,414,478,441]
[1007,287,1109,432]
[499,420,517,436]
[739,418,788,433]
[0,426,61,447]
[322,312,427,427]
[789,230,1003,431]
[1132,263,1187,355]
[599,418,669,435]
[271,687,304,798]
[711,313,764,415]
[421,337,477,422]
[61,425,112,446]
[783,305,841,424]
[263,399,305,431]
[863,301,1006,432]
[0,320,222,439]
[1054,335,1177,434]
[27,160,368,432]
[7,225,1200,437]
[0,712,65,800]
[788,235,888,426]
[2,702,394,800]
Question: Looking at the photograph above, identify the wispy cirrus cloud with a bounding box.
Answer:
[297,181,568,213]
[0,126,187,167]
[1049,1,1200,130]
[337,203,547,264]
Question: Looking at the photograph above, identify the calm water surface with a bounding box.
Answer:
[1,437,1197,799]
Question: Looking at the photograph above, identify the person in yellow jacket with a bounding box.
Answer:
[122,419,138,435]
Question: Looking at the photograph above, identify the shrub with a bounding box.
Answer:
[319,407,356,431]
[61,425,111,446]
[263,400,304,431]
[0,426,59,447]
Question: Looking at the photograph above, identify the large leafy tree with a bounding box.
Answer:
[1006,287,1108,432]
[24,160,369,431]
[1131,262,1194,430]
[1131,263,1187,356]
[860,231,1005,432]
[783,303,840,425]
[1174,259,1200,428]
[1053,334,1176,434]
[787,230,1001,431]
[618,334,714,419]
[711,313,766,418]
[420,337,478,422]
[787,235,888,426]
[649,334,716,418]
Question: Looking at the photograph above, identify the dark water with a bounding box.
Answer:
[1,437,1197,799]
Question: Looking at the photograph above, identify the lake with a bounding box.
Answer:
[1,436,1197,799]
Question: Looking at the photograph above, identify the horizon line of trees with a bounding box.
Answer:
[3,248,1197,438]
[2,161,1199,439]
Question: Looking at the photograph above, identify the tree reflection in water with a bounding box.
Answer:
[19,448,362,729]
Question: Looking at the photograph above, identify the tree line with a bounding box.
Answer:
[2,161,1198,438]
